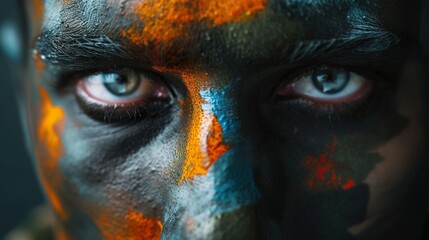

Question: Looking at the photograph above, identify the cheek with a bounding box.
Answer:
[56,111,180,238]
[302,137,356,191]
[364,63,425,215]
[33,87,68,220]
[363,117,424,215]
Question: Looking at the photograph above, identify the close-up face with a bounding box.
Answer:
[16,0,427,239]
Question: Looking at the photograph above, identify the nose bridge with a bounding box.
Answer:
[199,87,260,208]
[166,78,260,238]
[179,79,260,204]
[163,72,259,239]
[177,87,231,185]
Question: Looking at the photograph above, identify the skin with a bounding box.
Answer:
[13,0,427,239]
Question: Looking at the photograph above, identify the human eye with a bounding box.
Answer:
[75,68,173,122]
[275,65,374,117]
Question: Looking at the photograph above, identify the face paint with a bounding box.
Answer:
[33,50,45,73]
[31,0,44,23]
[148,68,259,238]
[36,87,67,220]
[94,208,163,240]
[29,0,45,39]
[22,0,425,239]
[122,0,266,46]
[175,71,231,184]
[125,210,163,240]
[303,137,356,191]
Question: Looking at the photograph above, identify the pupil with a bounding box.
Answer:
[311,68,350,94]
[103,73,140,96]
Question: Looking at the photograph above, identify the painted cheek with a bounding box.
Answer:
[94,208,163,240]
[178,72,230,184]
[304,137,356,191]
[36,88,67,220]
[122,0,266,46]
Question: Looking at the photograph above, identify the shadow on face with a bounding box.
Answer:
[10,0,427,239]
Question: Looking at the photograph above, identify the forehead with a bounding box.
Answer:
[42,0,415,30]
[36,0,417,70]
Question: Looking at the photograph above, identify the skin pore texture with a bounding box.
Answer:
[17,0,426,239]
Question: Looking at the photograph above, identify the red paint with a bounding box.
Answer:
[304,137,356,191]
[342,179,356,190]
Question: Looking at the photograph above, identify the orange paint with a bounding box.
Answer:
[31,0,44,23]
[30,0,44,40]
[38,88,65,163]
[159,70,230,184]
[122,0,266,45]
[56,227,69,240]
[179,114,230,184]
[125,210,163,240]
[33,51,45,74]
[37,88,67,221]
[206,116,230,165]
[304,137,356,191]
[95,208,163,240]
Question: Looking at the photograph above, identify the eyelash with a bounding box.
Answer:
[272,65,389,121]
[68,69,174,123]
[65,64,389,123]
[281,96,374,122]
[75,95,172,123]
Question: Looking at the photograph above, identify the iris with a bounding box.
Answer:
[311,67,350,94]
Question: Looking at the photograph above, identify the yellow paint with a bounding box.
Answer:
[122,0,267,45]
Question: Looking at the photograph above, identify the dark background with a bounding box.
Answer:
[0,1,44,238]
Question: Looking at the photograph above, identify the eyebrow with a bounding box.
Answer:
[285,29,400,64]
[282,10,401,64]
[35,13,400,72]
[36,33,139,70]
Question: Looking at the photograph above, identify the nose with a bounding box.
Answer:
[165,206,259,240]
[163,80,260,238]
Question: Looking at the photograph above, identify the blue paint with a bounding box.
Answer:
[200,85,260,214]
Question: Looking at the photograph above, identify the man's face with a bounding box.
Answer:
[21,0,425,239]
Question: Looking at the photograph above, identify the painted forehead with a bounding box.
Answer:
[38,0,402,70]
[42,0,382,41]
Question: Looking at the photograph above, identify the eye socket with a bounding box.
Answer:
[75,69,172,122]
[77,69,170,105]
[276,65,372,104]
